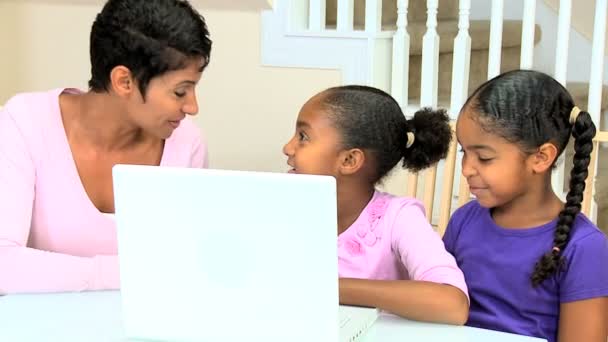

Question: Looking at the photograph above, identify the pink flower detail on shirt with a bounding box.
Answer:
[343,239,363,255]
[353,194,390,247]
[368,196,388,226]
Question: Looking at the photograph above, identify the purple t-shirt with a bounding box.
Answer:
[443,201,608,342]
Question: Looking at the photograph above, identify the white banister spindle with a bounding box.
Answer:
[420,0,440,107]
[309,0,326,31]
[520,0,536,69]
[418,0,440,217]
[487,0,504,79]
[551,0,573,201]
[554,0,572,84]
[288,0,309,31]
[449,0,471,119]
[587,0,607,125]
[582,0,607,217]
[391,0,410,108]
[337,0,354,32]
[365,0,383,34]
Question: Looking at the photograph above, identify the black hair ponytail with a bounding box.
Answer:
[320,86,451,184]
[531,109,596,286]
[402,107,452,172]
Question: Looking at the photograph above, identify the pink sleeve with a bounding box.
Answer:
[390,200,469,299]
[0,102,119,294]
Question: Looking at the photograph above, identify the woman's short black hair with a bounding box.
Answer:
[88,0,212,98]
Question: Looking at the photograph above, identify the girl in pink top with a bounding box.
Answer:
[0,0,212,294]
[283,85,469,324]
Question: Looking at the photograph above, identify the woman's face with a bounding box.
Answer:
[126,59,204,139]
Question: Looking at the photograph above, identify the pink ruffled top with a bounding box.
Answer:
[338,191,468,296]
[0,89,207,294]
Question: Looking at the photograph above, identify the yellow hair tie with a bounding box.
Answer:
[569,106,581,125]
[406,132,415,149]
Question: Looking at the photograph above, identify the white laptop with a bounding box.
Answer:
[112,165,377,342]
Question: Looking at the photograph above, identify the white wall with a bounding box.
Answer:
[0,1,341,173]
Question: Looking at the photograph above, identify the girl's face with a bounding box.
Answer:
[456,110,536,209]
[283,96,345,177]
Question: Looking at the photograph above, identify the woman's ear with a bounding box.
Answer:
[530,142,559,174]
[109,65,136,98]
[338,148,366,176]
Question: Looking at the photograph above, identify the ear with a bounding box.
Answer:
[338,148,366,176]
[529,142,559,174]
[109,65,136,98]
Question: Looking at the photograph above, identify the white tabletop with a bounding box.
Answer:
[0,291,546,342]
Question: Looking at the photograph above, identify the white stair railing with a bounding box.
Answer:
[288,0,309,31]
[520,0,536,69]
[487,0,504,79]
[418,0,440,219]
[309,0,326,31]
[420,0,440,108]
[444,0,471,228]
[551,0,573,201]
[450,0,471,119]
[583,0,607,218]
[554,0,572,85]
[391,0,410,109]
[587,0,607,130]
[336,0,354,32]
[365,0,382,34]
[364,0,392,90]
[263,0,607,226]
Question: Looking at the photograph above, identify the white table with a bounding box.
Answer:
[0,291,546,342]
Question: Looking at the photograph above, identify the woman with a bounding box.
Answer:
[0,0,212,294]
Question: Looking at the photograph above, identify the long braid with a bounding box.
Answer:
[531,110,596,286]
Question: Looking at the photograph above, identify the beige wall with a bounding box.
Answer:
[197,9,342,172]
[0,2,96,99]
[0,1,342,175]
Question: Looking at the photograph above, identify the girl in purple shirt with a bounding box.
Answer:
[283,85,469,324]
[444,70,608,342]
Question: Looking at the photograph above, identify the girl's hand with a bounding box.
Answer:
[339,277,469,325]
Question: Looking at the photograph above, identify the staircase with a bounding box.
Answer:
[327,0,608,112]
[263,0,608,232]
